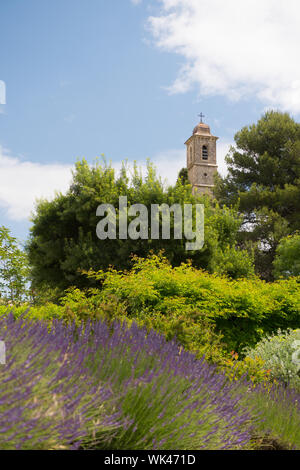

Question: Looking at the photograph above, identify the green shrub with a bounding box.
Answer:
[245,329,300,389]
[5,253,300,387]
[209,244,255,279]
[0,303,64,321]
[80,254,300,354]
[273,233,300,279]
[13,252,296,361]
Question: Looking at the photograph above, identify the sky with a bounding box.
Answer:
[1,0,300,243]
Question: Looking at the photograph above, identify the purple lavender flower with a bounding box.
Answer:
[0,314,121,450]
[1,312,287,450]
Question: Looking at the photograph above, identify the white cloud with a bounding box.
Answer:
[0,141,230,222]
[0,146,72,221]
[148,148,186,183]
[147,0,300,113]
[0,145,187,222]
[0,146,185,222]
[131,0,142,5]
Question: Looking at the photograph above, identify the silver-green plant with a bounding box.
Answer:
[244,329,300,390]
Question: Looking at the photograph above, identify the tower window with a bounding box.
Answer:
[202,145,208,160]
[189,146,193,163]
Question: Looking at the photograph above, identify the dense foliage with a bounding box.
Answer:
[62,254,300,355]
[273,234,300,279]
[0,226,29,304]
[214,111,300,280]
[3,254,300,360]
[26,159,254,295]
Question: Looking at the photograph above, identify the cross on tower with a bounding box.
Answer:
[198,112,205,123]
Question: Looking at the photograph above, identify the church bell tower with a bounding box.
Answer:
[185,114,218,195]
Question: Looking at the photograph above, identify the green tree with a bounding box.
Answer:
[0,226,30,304]
[27,158,254,295]
[273,233,300,279]
[177,167,189,185]
[214,111,300,279]
[209,245,255,279]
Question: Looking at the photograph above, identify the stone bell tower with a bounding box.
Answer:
[185,114,218,195]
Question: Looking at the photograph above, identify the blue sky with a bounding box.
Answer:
[1,0,300,243]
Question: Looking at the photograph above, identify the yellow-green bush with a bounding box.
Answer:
[4,254,299,386]
[79,254,300,354]
[0,303,64,321]
[14,253,299,357]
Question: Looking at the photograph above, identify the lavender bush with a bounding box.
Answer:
[5,313,299,450]
[0,313,256,450]
[86,320,300,450]
[82,319,255,449]
[0,314,121,450]
[243,378,300,449]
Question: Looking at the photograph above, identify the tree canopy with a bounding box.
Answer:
[214,111,300,279]
[0,226,29,304]
[26,159,254,295]
[273,233,300,279]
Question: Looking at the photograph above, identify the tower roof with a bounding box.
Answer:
[193,122,212,136]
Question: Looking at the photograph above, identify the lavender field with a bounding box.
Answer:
[0,312,299,450]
